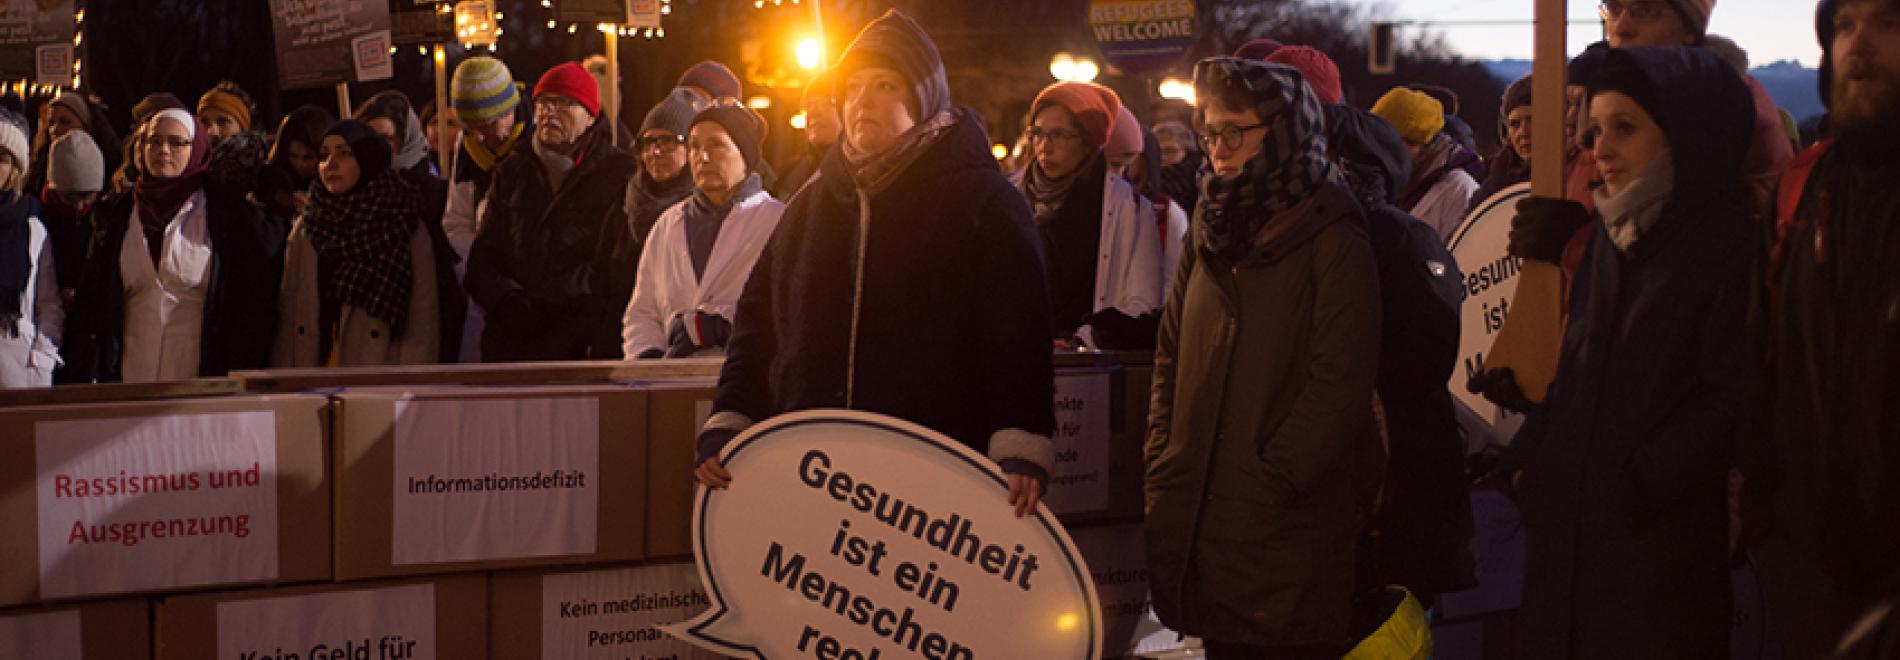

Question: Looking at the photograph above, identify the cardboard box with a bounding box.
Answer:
[330,385,649,580]
[491,561,723,659]
[0,597,152,659]
[155,573,486,659]
[0,395,331,607]
[641,382,716,561]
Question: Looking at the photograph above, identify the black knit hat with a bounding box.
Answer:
[1586,49,1666,132]
[1567,41,1613,87]
[642,87,709,137]
[691,103,767,172]
[835,9,951,122]
[323,119,393,181]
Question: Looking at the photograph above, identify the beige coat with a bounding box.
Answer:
[272,221,439,367]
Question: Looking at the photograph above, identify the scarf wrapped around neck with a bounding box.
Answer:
[132,110,213,262]
[1592,151,1675,254]
[464,122,526,172]
[1194,58,1342,261]
[841,108,960,196]
[0,192,34,337]
[1022,151,1103,222]
[300,169,422,335]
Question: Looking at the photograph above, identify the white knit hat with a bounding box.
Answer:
[0,108,29,176]
[49,129,103,192]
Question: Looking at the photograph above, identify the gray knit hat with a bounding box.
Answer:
[0,108,27,176]
[49,129,104,192]
[641,87,709,137]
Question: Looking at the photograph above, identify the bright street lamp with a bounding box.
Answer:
[1049,52,1098,83]
[796,38,822,70]
[1158,77,1196,105]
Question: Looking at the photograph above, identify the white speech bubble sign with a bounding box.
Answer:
[664,410,1105,660]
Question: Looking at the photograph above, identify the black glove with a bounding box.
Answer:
[696,427,740,465]
[1509,197,1591,264]
[1466,366,1535,414]
[635,348,664,359]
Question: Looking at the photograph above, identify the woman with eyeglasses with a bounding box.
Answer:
[624,88,708,260]
[271,120,441,367]
[1143,57,1381,659]
[1019,81,1167,351]
[64,109,276,383]
[622,103,783,359]
[1493,46,1757,658]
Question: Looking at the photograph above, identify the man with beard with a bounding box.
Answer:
[1748,0,1900,657]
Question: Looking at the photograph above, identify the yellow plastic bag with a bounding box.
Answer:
[1342,586,1434,660]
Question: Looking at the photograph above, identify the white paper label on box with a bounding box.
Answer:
[392,397,600,565]
[35,411,280,599]
[1069,524,1185,657]
[1044,370,1112,515]
[540,563,721,659]
[0,609,81,660]
[217,583,436,660]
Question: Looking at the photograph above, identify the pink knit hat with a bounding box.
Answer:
[1105,106,1143,159]
[1668,0,1716,36]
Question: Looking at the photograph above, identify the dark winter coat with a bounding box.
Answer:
[1144,177,1382,647]
[464,119,636,361]
[1328,103,1476,597]
[1746,27,1900,656]
[63,183,277,382]
[1498,46,1757,658]
[712,107,1056,458]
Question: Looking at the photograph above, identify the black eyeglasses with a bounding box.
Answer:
[637,134,687,150]
[1197,123,1267,150]
[1025,126,1082,144]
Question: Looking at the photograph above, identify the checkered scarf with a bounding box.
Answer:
[300,169,421,336]
[1193,57,1341,261]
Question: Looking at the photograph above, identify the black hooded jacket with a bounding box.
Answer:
[1500,46,1758,658]
[713,105,1056,458]
[1326,102,1475,598]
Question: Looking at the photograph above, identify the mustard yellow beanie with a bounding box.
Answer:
[1372,87,1446,146]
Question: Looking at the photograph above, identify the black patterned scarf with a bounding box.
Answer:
[1192,57,1341,261]
[300,169,421,335]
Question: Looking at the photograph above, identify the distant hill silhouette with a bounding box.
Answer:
[1481,58,1824,123]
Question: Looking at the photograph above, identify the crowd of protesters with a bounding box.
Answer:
[1,0,1895,657]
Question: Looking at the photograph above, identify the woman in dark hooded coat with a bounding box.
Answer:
[1144,57,1382,658]
[696,9,1057,515]
[1495,46,1759,658]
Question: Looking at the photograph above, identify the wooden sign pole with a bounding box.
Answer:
[1478,0,1568,402]
[434,44,452,180]
[604,27,620,147]
[336,81,352,118]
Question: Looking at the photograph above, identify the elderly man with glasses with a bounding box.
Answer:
[464,61,639,362]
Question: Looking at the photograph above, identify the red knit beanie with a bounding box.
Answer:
[1266,46,1343,105]
[1031,81,1122,150]
[535,62,600,116]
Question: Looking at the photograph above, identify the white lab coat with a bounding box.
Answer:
[622,189,785,358]
[1079,174,1167,348]
[119,191,211,383]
